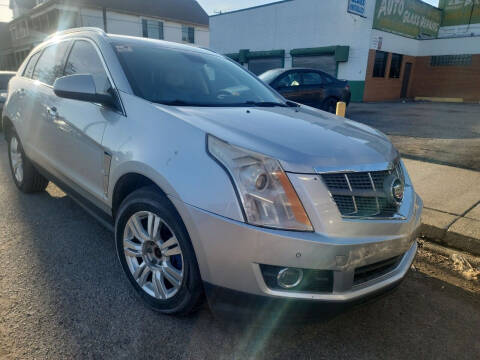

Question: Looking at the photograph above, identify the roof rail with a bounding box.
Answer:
[45,27,107,41]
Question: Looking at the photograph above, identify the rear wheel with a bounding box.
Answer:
[323,97,338,114]
[7,131,48,193]
[115,187,203,315]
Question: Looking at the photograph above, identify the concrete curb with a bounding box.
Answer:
[420,218,480,257]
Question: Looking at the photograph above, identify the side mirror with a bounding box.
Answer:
[54,74,115,107]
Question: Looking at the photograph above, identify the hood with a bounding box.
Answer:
[155,105,398,174]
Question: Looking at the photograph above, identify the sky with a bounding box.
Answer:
[0,0,441,22]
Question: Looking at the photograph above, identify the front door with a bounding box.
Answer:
[51,39,123,204]
[401,62,412,98]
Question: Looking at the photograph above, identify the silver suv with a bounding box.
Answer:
[2,28,422,318]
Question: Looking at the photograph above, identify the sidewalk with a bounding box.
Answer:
[404,159,480,255]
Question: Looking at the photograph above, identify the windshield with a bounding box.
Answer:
[112,39,284,106]
[258,69,283,84]
[0,74,14,90]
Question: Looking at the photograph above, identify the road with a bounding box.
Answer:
[0,136,479,359]
[348,102,480,171]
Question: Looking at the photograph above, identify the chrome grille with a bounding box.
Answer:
[321,163,403,218]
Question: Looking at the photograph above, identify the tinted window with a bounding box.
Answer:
[32,42,70,85]
[303,72,323,85]
[64,40,111,93]
[0,74,14,89]
[276,72,302,88]
[389,53,403,78]
[373,50,388,78]
[112,39,282,106]
[23,52,41,79]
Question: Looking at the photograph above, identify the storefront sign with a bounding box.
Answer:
[348,0,367,17]
[440,0,480,26]
[373,0,442,38]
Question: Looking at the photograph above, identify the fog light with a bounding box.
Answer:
[277,268,303,289]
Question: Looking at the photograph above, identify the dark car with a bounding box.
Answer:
[0,71,16,131]
[259,68,351,113]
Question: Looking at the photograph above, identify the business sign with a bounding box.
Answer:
[440,0,480,26]
[373,0,442,38]
[348,0,367,17]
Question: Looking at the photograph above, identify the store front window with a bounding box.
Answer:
[373,50,388,78]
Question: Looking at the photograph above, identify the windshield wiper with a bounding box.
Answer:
[285,100,301,108]
[243,101,288,107]
[155,100,201,106]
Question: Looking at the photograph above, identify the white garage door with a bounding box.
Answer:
[248,57,284,75]
[292,55,337,76]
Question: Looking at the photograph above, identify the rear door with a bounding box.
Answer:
[300,71,326,107]
[27,40,72,169]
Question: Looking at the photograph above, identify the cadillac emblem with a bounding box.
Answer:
[384,175,404,205]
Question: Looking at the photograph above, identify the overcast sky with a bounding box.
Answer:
[0,0,440,22]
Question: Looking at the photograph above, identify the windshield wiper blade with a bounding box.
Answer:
[243,101,288,107]
[156,99,199,106]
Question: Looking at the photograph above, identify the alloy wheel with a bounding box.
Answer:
[9,136,24,183]
[123,211,184,300]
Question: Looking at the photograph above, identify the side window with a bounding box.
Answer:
[276,72,302,88]
[32,41,70,85]
[64,40,111,93]
[322,74,334,84]
[303,72,323,85]
[23,52,41,78]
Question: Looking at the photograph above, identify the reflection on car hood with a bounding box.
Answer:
[155,105,398,173]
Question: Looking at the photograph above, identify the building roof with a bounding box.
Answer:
[11,0,209,26]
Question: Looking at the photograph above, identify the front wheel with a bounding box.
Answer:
[115,187,203,315]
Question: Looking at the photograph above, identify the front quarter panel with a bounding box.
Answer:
[103,92,244,222]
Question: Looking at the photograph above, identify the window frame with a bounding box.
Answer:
[142,19,164,40]
[31,40,72,86]
[181,25,195,44]
[389,53,403,79]
[22,51,42,79]
[372,50,388,78]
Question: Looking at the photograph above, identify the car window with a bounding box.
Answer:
[303,72,323,85]
[276,72,302,88]
[322,74,334,84]
[23,52,41,79]
[32,41,70,86]
[0,74,14,89]
[111,38,283,106]
[64,40,111,93]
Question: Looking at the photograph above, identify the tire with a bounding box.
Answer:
[7,130,48,193]
[322,97,338,114]
[115,186,204,315]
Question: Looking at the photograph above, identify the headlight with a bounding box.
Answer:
[0,92,7,99]
[207,135,313,231]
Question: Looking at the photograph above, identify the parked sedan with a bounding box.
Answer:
[259,68,351,113]
[3,28,421,319]
[0,71,16,131]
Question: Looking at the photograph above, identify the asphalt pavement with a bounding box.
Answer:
[348,102,480,171]
[0,136,479,359]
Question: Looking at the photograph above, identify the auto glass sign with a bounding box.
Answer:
[348,0,367,17]
[373,0,442,38]
[440,0,480,26]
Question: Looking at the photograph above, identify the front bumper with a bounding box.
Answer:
[170,190,422,310]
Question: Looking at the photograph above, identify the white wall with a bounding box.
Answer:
[210,0,376,81]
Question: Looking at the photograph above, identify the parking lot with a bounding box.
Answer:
[0,135,479,359]
[348,102,480,171]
